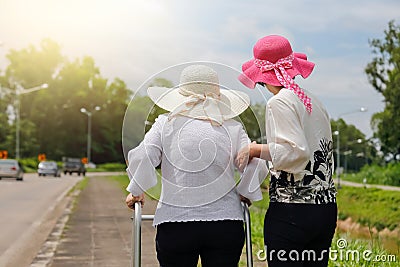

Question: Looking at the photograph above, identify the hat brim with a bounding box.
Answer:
[147,86,250,120]
[239,53,315,88]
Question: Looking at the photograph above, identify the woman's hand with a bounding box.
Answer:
[125,193,145,210]
[235,141,256,172]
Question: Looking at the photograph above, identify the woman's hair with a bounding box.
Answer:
[256,82,266,87]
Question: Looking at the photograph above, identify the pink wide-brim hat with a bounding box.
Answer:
[238,35,315,88]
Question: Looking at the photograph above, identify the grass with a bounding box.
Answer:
[67,176,89,195]
[327,234,399,267]
[87,162,127,172]
[336,186,400,231]
[105,174,130,192]
[341,163,400,186]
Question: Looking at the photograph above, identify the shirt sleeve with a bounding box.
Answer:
[266,96,310,173]
[125,115,164,196]
[235,124,268,201]
[236,158,268,201]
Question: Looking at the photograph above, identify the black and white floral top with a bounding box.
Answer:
[266,88,336,204]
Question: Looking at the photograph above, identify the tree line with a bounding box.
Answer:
[0,39,129,163]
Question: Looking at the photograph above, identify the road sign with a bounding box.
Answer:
[38,153,46,162]
[0,150,8,159]
[81,157,88,164]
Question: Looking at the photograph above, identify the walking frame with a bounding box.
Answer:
[131,202,253,267]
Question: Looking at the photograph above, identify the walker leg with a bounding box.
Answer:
[132,202,142,267]
[243,202,253,267]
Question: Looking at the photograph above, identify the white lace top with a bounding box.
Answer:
[126,114,268,226]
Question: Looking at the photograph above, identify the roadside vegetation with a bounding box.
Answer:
[18,157,126,173]
[342,163,400,186]
[337,186,400,231]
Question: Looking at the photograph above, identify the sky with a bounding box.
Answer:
[1,0,400,138]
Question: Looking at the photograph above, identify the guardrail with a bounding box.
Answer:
[131,201,253,267]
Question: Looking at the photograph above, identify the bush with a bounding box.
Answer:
[90,162,126,172]
[337,186,400,231]
[19,157,40,172]
[343,163,400,186]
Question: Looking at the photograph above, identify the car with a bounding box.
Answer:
[38,161,61,177]
[62,157,86,176]
[0,159,24,181]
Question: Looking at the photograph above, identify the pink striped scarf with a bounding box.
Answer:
[254,53,312,113]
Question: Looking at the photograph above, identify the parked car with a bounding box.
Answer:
[62,157,86,176]
[0,159,24,181]
[38,161,61,177]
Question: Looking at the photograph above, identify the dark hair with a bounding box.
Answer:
[256,82,266,87]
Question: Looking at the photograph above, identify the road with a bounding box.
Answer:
[0,172,83,267]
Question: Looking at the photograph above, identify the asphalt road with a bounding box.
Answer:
[0,172,83,267]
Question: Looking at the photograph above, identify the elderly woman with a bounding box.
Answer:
[125,65,268,267]
[236,35,337,267]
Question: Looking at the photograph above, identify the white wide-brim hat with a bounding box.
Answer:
[147,65,250,125]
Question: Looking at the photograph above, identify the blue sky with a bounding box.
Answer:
[1,0,400,137]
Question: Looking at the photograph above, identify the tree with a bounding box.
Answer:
[365,20,400,161]
[3,39,64,158]
[330,119,378,172]
[2,39,131,163]
[122,95,155,160]
[238,103,265,143]
[0,76,11,152]
[144,77,171,132]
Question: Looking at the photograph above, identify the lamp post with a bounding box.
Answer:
[354,138,369,168]
[343,150,352,176]
[334,107,367,188]
[343,138,364,175]
[15,83,49,159]
[80,106,101,164]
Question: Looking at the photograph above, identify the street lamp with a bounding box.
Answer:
[343,150,352,175]
[343,138,364,175]
[15,83,49,159]
[354,138,369,167]
[334,107,367,188]
[80,106,101,164]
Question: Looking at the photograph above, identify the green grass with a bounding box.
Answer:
[342,163,400,186]
[87,162,127,172]
[67,176,89,195]
[327,234,399,267]
[337,186,400,231]
[105,174,130,191]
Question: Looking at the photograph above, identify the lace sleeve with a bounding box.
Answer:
[126,115,165,196]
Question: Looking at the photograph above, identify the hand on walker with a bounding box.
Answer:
[240,195,252,207]
[235,141,257,172]
[126,193,145,210]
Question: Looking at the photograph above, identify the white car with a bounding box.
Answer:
[38,161,61,177]
[0,159,24,181]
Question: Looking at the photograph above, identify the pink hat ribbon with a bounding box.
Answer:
[254,53,312,113]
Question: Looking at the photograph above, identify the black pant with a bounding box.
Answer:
[264,202,337,267]
[156,220,245,267]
